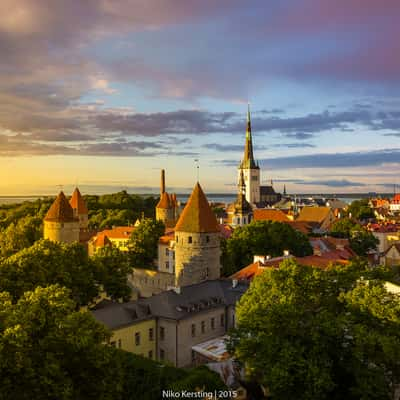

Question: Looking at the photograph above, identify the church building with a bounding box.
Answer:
[238,106,281,207]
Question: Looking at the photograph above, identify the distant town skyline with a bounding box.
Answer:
[1,0,399,195]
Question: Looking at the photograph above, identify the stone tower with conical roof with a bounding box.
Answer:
[239,105,260,204]
[69,187,89,231]
[44,191,80,243]
[174,182,221,287]
[156,169,178,228]
[232,170,252,227]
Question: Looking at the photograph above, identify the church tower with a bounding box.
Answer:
[239,105,260,204]
[44,191,80,243]
[232,170,252,227]
[174,182,221,287]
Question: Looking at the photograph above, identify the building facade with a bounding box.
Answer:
[92,279,248,367]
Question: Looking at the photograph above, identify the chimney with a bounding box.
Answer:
[232,279,238,288]
[161,169,166,194]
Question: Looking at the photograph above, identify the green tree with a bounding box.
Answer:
[93,247,132,301]
[128,219,165,268]
[0,240,98,305]
[0,239,132,305]
[330,217,358,238]
[221,220,313,276]
[349,229,379,257]
[228,259,400,400]
[0,215,42,259]
[0,285,118,400]
[347,199,374,221]
[330,218,378,257]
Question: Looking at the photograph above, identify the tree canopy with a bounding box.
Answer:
[221,220,313,276]
[228,259,400,400]
[330,218,378,256]
[0,239,132,305]
[0,285,225,400]
[346,199,375,221]
[128,218,165,268]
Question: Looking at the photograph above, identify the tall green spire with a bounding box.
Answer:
[241,104,258,169]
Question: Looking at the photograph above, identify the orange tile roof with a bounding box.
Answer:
[285,221,313,234]
[231,251,352,281]
[296,255,349,269]
[253,209,290,222]
[175,182,219,233]
[159,230,175,245]
[94,233,112,247]
[69,187,88,214]
[44,191,76,222]
[156,192,172,209]
[297,206,332,223]
[97,226,135,239]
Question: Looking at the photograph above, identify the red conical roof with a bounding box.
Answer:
[69,187,88,214]
[175,183,219,233]
[44,191,76,222]
[156,191,172,209]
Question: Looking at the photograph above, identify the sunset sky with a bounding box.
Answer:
[1,0,399,195]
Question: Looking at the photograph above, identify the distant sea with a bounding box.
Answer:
[0,193,393,206]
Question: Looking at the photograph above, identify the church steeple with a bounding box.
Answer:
[241,104,258,169]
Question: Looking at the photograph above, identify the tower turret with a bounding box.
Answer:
[44,191,80,243]
[156,170,176,228]
[69,187,89,230]
[174,182,220,287]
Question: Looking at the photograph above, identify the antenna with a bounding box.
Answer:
[194,159,199,182]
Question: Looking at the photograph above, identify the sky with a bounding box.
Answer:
[1,0,400,195]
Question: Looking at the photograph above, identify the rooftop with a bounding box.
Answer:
[44,191,77,223]
[175,182,219,233]
[91,279,248,328]
[69,187,88,214]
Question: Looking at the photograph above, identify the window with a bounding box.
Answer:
[165,248,169,256]
[232,314,235,326]
[206,235,210,243]
[148,350,153,359]
[110,341,116,347]
[251,175,258,181]
[211,317,215,330]
[175,235,178,242]
[149,328,154,341]
[191,323,196,337]
[165,261,169,270]
[160,349,165,360]
[205,267,209,279]
[118,339,122,348]
[160,327,165,341]
[188,236,192,244]
[191,350,196,363]
[220,314,225,327]
[201,321,205,334]
[135,332,140,346]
